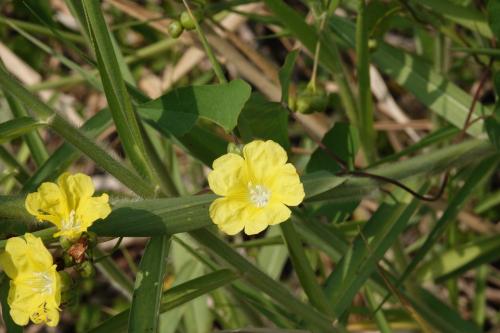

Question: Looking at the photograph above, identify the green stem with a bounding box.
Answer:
[182,1,227,83]
[280,221,334,317]
[364,284,392,333]
[472,265,487,327]
[355,0,376,163]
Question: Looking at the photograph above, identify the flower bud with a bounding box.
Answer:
[295,89,328,114]
[227,142,243,156]
[60,237,73,250]
[168,20,184,38]
[63,252,75,267]
[180,10,201,30]
[77,261,95,278]
[85,231,98,249]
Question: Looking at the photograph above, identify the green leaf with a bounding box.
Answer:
[138,80,252,136]
[128,236,171,333]
[175,124,227,166]
[0,274,23,333]
[0,117,44,144]
[237,93,290,149]
[90,194,215,237]
[306,122,359,174]
[279,50,299,104]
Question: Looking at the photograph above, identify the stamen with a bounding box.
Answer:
[248,183,270,208]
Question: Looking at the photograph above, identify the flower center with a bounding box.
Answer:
[248,183,270,208]
[27,271,54,295]
[61,210,82,232]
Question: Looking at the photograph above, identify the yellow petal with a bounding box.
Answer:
[268,163,305,206]
[25,182,67,228]
[9,304,30,327]
[209,198,248,235]
[78,194,111,226]
[243,203,291,235]
[25,234,54,270]
[57,172,94,211]
[243,140,287,183]
[0,237,27,279]
[208,153,247,196]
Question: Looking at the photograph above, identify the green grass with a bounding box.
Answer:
[0,0,499,332]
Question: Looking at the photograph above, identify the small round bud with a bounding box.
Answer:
[295,87,328,114]
[77,261,95,278]
[85,231,98,248]
[168,20,184,38]
[63,252,75,267]
[180,10,201,30]
[368,38,378,51]
[227,142,243,156]
[60,237,72,250]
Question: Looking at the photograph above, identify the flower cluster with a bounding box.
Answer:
[0,172,110,327]
[0,140,302,328]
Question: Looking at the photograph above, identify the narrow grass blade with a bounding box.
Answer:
[4,93,48,166]
[94,248,134,301]
[330,16,489,137]
[415,235,500,283]
[0,117,44,144]
[21,108,112,192]
[189,229,344,333]
[128,236,171,333]
[257,227,288,280]
[395,156,499,288]
[82,0,153,181]
[88,269,238,333]
[280,221,334,316]
[324,184,425,317]
[473,265,487,327]
[0,146,30,183]
[0,67,155,197]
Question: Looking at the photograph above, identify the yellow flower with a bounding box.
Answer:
[0,234,61,327]
[208,140,305,235]
[25,173,111,240]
